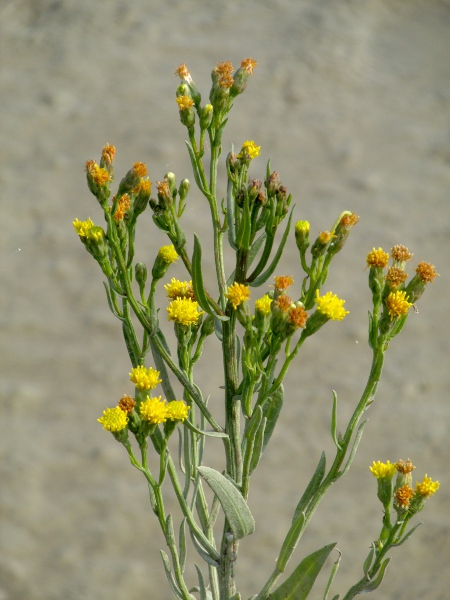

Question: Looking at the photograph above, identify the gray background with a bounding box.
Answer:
[1,0,449,598]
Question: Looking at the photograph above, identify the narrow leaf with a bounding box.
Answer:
[236,189,252,251]
[268,543,336,600]
[276,511,306,572]
[364,558,391,592]
[192,234,228,321]
[392,522,422,547]
[160,550,183,599]
[195,565,212,600]
[293,452,326,521]
[250,209,294,287]
[340,420,367,477]
[249,417,266,474]
[183,418,228,439]
[185,141,207,196]
[189,528,220,567]
[197,466,255,540]
[362,545,375,577]
[331,390,342,450]
[324,549,341,600]
[262,385,284,452]
[227,178,238,251]
[179,518,187,573]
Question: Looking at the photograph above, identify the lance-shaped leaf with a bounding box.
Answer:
[227,178,238,251]
[276,511,306,573]
[262,385,284,453]
[236,189,252,251]
[250,209,294,287]
[268,543,336,600]
[160,550,183,599]
[192,234,228,321]
[293,452,326,521]
[197,466,255,540]
[331,390,342,450]
[363,558,391,593]
[183,418,229,439]
[185,141,208,196]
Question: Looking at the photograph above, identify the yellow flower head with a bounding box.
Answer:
[385,290,413,320]
[274,275,294,291]
[165,400,190,422]
[415,261,439,283]
[226,282,250,309]
[396,484,415,508]
[139,396,167,424]
[295,220,310,234]
[164,278,194,300]
[237,140,261,160]
[158,245,179,264]
[415,474,440,498]
[241,58,257,75]
[129,365,162,391]
[86,160,110,186]
[370,460,397,479]
[315,290,349,321]
[255,295,273,315]
[366,248,390,268]
[176,95,194,111]
[73,217,95,238]
[167,297,204,326]
[98,406,128,432]
[132,162,148,178]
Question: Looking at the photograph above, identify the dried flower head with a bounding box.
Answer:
[396,459,415,474]
[386,266,408,288]
[176,95,195,111]
[175,63,192,82]
[274,275,294,291]
[391,244,413,262]
[132,162,148,178]
[415,261,439,283]
[241,58,257,74]
[366,248,389,268]
[86,160,110,186]
[114,194,131,221]
[118,395,136,413]
[287,305,308,329]
[275,295,293,313]
[396,484,415,508]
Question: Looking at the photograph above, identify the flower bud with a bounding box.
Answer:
[265,171,281,197]
[135,262,148,291]
[157,179,174,209]
[404,261,439,303]
[328,212,359,257]
[311,231,334,257]
[179,178,190,202]
[165,172,177,197]
[100,143,116,179]
[295,220,310,253]
[200,104,213,130]
[152,245,179,281]
[230,58,257,96]
[86,160,111,203]
[117,162,148,196]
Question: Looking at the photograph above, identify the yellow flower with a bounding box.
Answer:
[366,247,389,268]
[237,140,260,160]
[176,95,194,111]
[415,474,440,497]
[315,290,349,321]
[255,295,272,315]
[385,290,413,320]
[132,162,148,178]
[164,278,194,299]
[86,160,110,186]
[165,400,190,422]
[370,460,397,479]
[113,194,131,221]
[226,282,250,309]
[101,143,116,165]
[158,245,179,264]
[98,406,128,432]
[73,217,95,237]
[295,220,310,234]
[139,396,167,424]
[167,298,204,326]
[129,365,162,391]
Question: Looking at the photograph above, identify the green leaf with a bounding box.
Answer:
[340,420,367,477]
[362,544,375,577]
[293,452,326,521]
[236,189,252,251]
[227,178,238,251]
[192,234,228,321]
[183,418,229,439]
[195,565,213,600]
[250,209,294,287]
[185,141,208,196]
[331,390,342,450]
[197,466,255,540]
[249,417,266,474]
[268,543,336,600]
[364,558,391,592]
[392,522,422,547]
[276,511,306,572]
[324,549,341,600]
[262,385,284,452]
[160,550,183,599]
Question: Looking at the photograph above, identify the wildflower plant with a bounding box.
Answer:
[74,60,440,599]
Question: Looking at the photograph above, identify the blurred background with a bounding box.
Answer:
[1,1,449,598]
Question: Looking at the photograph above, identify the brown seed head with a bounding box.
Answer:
[118,395,136,413]
[386,266,408,288]
[416,261,439,283]
[391,244,413,262]
[396,459,415,474]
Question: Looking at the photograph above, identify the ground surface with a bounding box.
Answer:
[1,1,449,599]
